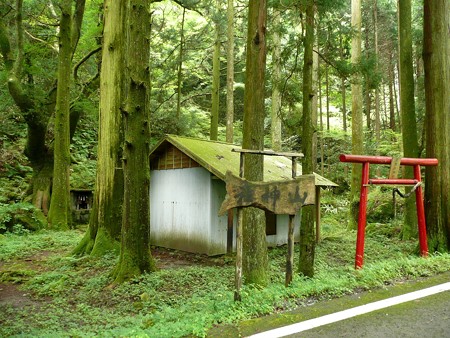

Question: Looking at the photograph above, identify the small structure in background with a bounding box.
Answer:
[149,135,338,255]
[70,189,93,224]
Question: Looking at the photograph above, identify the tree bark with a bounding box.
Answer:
[176,7,185,120]
[210,1,221,141]
[339,35,347,132]
[114,0,156,283]
[299,0,315,278]
[47,0,72,230]
[73,0,124,257]
[398,0,419,239]
[423,0,450,252]
[271,8,282,151]
[388,49,396,131]
[350,0,363,229]
[373,0,380,151]
[0,0,86,215]
[225,0,235,143]
[242,0,268,286]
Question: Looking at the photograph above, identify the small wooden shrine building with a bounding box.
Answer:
[149,135,337,255]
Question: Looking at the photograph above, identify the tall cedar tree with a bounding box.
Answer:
[73,0,125,257]
[298,0,315,277]
[226,0,235,143]
[398,0,419,239]
[210,0,220,141]
[0,0,86,215]
[241,0,269,286]
[47,0,73,229]
[271,7,282,151]
[113,0,156,283]
[423,0,450,252]
[349,0,363,228]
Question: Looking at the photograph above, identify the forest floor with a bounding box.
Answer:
[1,205,450,337]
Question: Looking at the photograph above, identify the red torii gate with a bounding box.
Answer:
[339,154,438,269]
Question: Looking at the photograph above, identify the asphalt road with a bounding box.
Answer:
[289,288,450,338]
[238,272,450,338]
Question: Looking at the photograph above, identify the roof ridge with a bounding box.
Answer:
[166,134,239,147]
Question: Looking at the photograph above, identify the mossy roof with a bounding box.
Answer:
[150,135,338,187]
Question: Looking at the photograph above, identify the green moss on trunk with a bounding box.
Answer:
[398,0,419,239]
[113,0,155,283]
[241,0,269,286]
[349,0,363,230]
[73,0,125,257]
[47,0,72,230]
[298,0,315,277]
[423,0,450,252]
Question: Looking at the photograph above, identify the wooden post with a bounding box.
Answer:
[235,207,243,301]
[414,164,428,257]
[355,161,370,269]
[227,210,233,254]
[315,186,321,243]
[285,157,297,286]
[235,152,245,301]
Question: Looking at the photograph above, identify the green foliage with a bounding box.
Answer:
[0,202,47,233]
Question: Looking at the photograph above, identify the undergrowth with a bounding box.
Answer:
[1,201,449,337]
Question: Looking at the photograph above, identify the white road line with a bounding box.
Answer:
[247,282,450,338]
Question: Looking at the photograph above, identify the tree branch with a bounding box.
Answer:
[24,29,58,51]
[73,46,101,81]
[313,48,349,80]
[71,0,86,52]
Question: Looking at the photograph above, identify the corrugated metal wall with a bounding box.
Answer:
[150,167,212,254]
[150,167,300,255]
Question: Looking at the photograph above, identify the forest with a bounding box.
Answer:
[0,0,449,336]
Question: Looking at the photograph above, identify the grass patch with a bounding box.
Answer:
[1,201,449,337]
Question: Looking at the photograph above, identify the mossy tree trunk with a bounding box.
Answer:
[398,0,419,239]
[176,7,185,120]
[349,0,363,229]
[241,0,268,286]
[298,0,315,278]
[225,0,234,143]
[0,0,86,216]
[113,0,156,283]
[423,0,450,252]
[210,1,221,141]
[73,0,124,257]
[47,0,72,230]
[271,7,282,152]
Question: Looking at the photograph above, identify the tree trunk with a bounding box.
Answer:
[0,0,86,216]
[242,0,268,286]
[350,0,363,229]
[325,64,330,131]
[210,2,221,141]
[423,0,450,252]
[271,8,282,151]
[388,50,396,131]
[339,35,347,132]
[47,0,72,230]
[114,0,156,283]
[398,0,419,239]
[73,0,124,257]
[225,0,235,143]
[373,0,380,150]
[176,7,185,120]
[364,23,371,130]
[299,0,315,277]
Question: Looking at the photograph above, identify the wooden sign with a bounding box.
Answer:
[219,171,315,216]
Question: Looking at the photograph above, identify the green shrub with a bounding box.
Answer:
[0,202,47,233]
